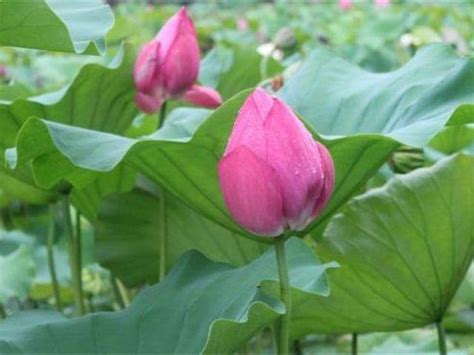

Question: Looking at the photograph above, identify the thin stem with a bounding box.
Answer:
[275,235,291,355]
[62,195,84,316]
[110,275,126,310]
[351,333,358,355]
[0,303,5,319]
[292,339,302,355]
[158,190,167,281]
[47,204,62,312]
[271,325,278,355]
[157,101,168,281]
[436,322,447,355]
[75,210,84,311]
[157,100,168,130]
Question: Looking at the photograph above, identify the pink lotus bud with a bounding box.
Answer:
[375,0,390,7]
[182,85,222,108]
[134,7,222,113]
[218,88,335,237]
[133,6,199,96]
[134,40,161,94]
[339,0,352,10]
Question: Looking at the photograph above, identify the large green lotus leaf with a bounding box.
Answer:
[290,154,474,336]
[3,92,394,239]
[0,44,137,206]
[70,164,136,221]
[0,44,136,155]
[0,0,114,55]
[95,188,266,287]
[429,123,474,156]
[279,44,474,146]
[0,238,336,354]
[5,44,472,238]
[0,167,55,205]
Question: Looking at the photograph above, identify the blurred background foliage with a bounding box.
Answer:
[1,0,473,95]
[0,0,473,353]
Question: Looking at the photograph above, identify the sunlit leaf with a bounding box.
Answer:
[290,154,474,336]
[0,0,114,55]
[0,44,137,206]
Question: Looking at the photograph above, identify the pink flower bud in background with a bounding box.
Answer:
[236,17,249,31]
[218,88,335,237]
[339,0,352,10]
[0,65,7,77]
[133,7,222,114]
[375,0,390,8]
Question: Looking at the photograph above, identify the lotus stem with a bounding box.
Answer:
[159,191,167,281]
[351,333,358,355]
[436,322,447,355]
[157,101,168,281]
[275,234,291,355]
[292,339,302,355]
[75,210,84,310]
[47,204,62,312]
[158,100,168,130]
[62,195,85,315]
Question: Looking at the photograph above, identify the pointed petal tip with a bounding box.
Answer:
[251,87,274,102]
[176,6,193,25]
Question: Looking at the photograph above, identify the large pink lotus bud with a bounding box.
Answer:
[133,7,222,113]
[218,89,335,237]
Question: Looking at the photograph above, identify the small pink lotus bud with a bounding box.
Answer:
[133,7,199,97]
[375,0,390,8]
[218,88,335,237]
[133,7,222,113]
[0,65,7,77]
[339,0,352,10]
